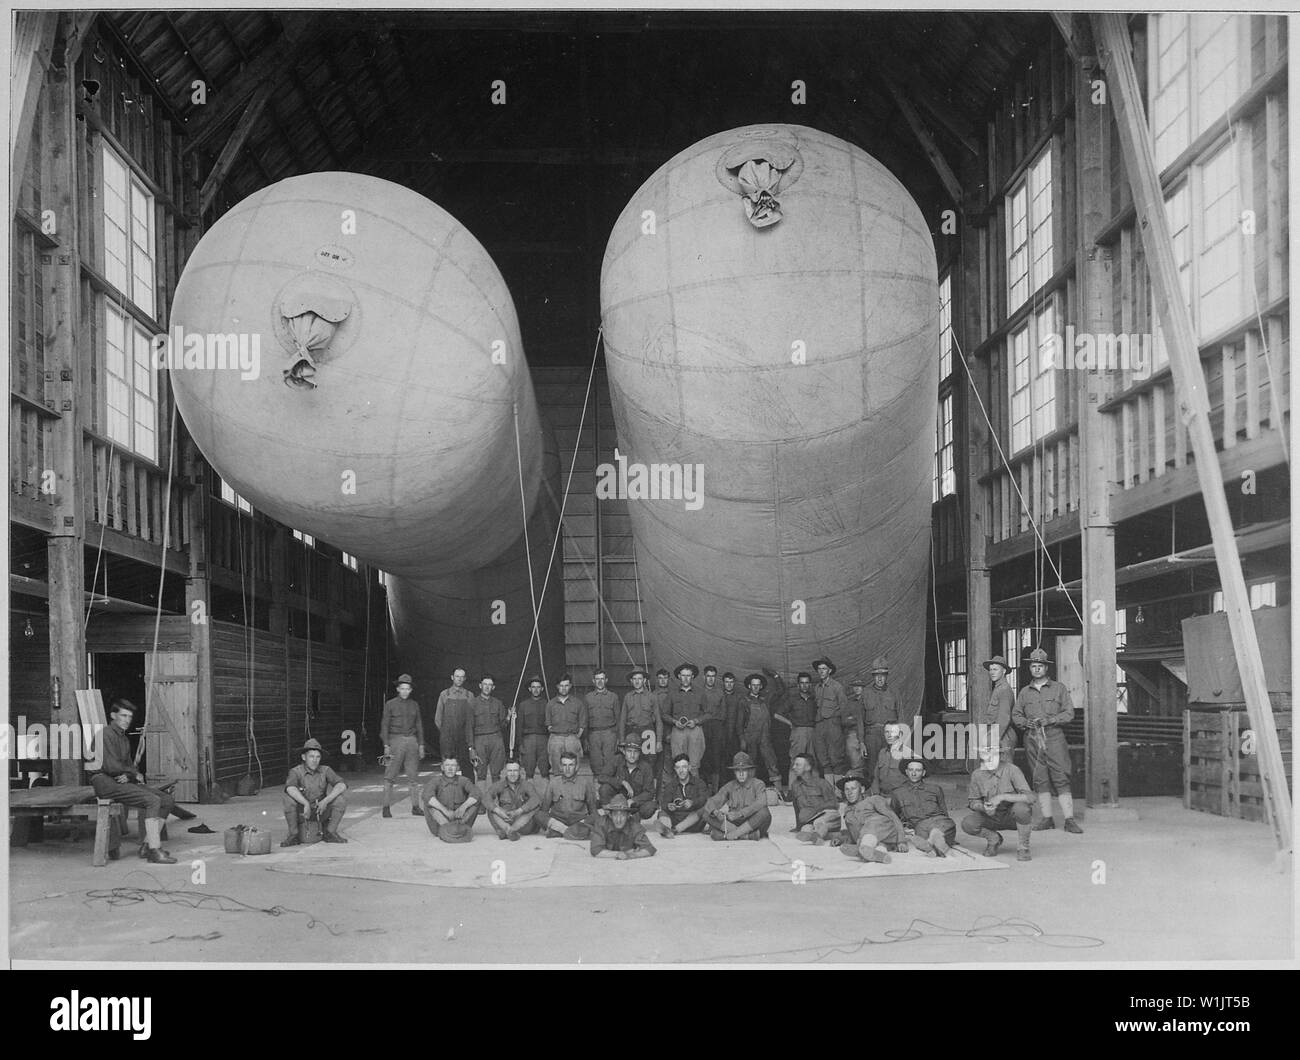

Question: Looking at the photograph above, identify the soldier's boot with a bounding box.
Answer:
[382,782,394,818]
[1032,792,1055,829]
[280,812,302,847]
[1016,821,1033,861]
[1059,793,1083,832]
[980,828,1003,857]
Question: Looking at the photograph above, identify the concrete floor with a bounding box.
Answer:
[8,768,1294,965]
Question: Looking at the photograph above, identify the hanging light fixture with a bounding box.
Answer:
[1134,605,1145,625]
[24,617,35,638]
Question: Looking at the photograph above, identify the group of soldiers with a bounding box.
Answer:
[307,646,1084,861]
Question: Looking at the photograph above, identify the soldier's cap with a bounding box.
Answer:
[674,662,698,678]
[870,657,890,674]
[727,751,757,772]
[602,793,634,814]
[982,655,1009,671]
[836,771,868,791]
[811,657,837,674]
[1028,648,1052,665]
[301,738,324,754]
[110,698,138,715]
[395,674,413,686]
[899,756,927,775]
[627,668,649,681]
[743,672,768,691]
[619,732,643,749]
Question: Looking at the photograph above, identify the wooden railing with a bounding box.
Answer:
[82,432,187,553]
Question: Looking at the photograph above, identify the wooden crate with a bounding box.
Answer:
[1184,697,1293,822]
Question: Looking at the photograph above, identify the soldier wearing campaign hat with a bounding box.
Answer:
[736,673,781,789]
[701,752,773,841]
[590,793,657,859]
[977,655,1018,755]
[619,668,662,775]
[1012,648,1083,834]
[862,657,903,770]
[595,732,658,820]
[380,673,424,819]
[283,738,349,846]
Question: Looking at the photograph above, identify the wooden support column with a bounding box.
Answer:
[1073,42,1120,809]
[42,58,85,786]
[878,75,964,205]
[198,78,274,214]
[961,197,993,722]
[10,12,58,194]
[185,448,215,800]
[1095,13,1291,852]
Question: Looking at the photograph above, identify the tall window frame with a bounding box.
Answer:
[933,392,955,502]
[1008,294,1060,454]
[1006,147,1054,313]
[103,301,158,462]
[101,142,156,319]
[943,637,967,711]
[938,272,953,381]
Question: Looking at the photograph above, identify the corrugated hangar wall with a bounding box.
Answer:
[534,367,649,691]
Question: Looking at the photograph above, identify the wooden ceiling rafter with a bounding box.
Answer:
[199,77,276,214]
[163,13,219,94]
[286,65,345,168]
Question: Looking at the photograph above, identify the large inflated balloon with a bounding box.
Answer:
[170,171,542,578]
[601,124,938,712]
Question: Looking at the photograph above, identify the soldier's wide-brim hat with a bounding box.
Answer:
[602,793,634,813]
[836,771,868,791]
[899,756,927,774]
[395,674,413,685]
[301,738,324,754]
[811,657,837,674]
[1028,648,1053,664]
[674,662,698,678]
[743,672,768,691]
[982,656,1009,671]
[627,668,649,681]
[618,732,643,749]
[728,752,757,771]
[870,657,890,674]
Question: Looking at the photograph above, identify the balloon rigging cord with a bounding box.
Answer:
[513,399,547,698]
[136,402,178,770]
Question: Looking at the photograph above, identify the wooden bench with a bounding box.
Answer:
[9,784,126,867]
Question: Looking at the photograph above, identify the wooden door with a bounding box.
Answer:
[145,651,199,802]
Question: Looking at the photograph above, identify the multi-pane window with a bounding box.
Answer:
[104,302,157,462]
[101,144,155,318]
[341,552,358,571]
[1115,608,1129,713]
[1212,582,1277,611]
[933,393,955,502]
[1007,147,1053,312]
[1196,141,1243,337]
[219,477,252,514]
[943,638,967,710]
[1009,297,1059,453]
[1002,628,1034,692]
[293,528,316,548]
[1148,14,1244,171]
[938,273,953,380]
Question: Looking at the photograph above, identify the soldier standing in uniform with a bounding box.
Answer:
[977,655,1018,755]
[1012,647,1083,833]
[618,668,661,775]
[435,668,476,780]
[699,665,727,790]
[471,675,508,785]
[544,674,587,777]
[736,673,781,790]
[664,663,707,773]
[380,674,425,818]
[844,678,867,772]
[282,738,349,845]
[862,658,903,770]
[514,676,550,781]
[584,669,620,780]
[782,672,818,791]
[717,672,744,787]
[812,657,849,783]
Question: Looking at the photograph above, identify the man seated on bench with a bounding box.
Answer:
[87,699,177,864]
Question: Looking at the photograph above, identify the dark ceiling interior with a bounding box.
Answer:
[101,9,1054,365]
